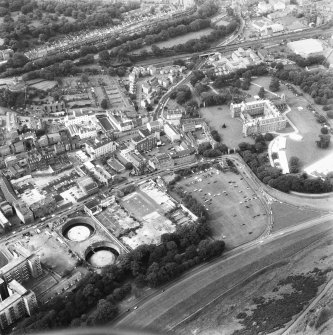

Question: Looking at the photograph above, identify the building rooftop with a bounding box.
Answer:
[86,137,115,150]
[287,39,323,56]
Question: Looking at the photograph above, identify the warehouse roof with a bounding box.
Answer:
[287,39,323,57]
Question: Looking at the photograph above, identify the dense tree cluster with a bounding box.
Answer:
[211,130,221,142]
[0,0,139,51]
[170,85,192,105]
[201,92,231,106]
[289,156,300,173]
[258,86,265,98]
[275,67,333,105]
[213,64,268,89]
[197,142,228,157]
[238,137,332,194]
[121,221,224,288]
[287,54,326,68]
[269,77,280,92]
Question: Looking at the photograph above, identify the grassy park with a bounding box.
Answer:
[200,105,254,149]
[271,202,323,233]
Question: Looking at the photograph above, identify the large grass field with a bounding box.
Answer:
[176,167,268,249]
[200,105,254,149]
[134,28,214,53]
[271,202,323,233]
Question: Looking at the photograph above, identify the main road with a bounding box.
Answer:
[115,214,333,332]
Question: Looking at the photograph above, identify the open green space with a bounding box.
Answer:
[175,168,267,249]
[134,28,214,53]
[271,202,323,233]
[200,105,254,149]
[251,76,333,171]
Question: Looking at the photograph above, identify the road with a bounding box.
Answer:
[226,154,333,212]
[115,214,333,332]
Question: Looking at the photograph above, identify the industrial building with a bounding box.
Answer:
[287,39,324,58]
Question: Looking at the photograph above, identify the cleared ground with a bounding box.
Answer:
[120,189,176,249]
[176,167,267,249]
[271,202,323,233]
[21,229,76,277]
[200,106,254,149]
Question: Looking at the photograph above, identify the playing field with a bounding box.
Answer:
[121,191,160,219]
[176,167,268,249]
[30,80,58,91]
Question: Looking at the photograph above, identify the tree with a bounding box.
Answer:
[317,134,331,149]
[258,87,265,99]
[87,299,117,325]
[101,98,108,109]
[99,50,110,62]
[289,156,300,173]
[125,162,133,170]
[264,133,274,141]
[269,77,280,92]
[321,127,329,134]
[80,74,89,83]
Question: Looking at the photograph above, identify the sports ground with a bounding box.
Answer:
[119,189,177,249]
[121,190,160,219]
[175,167,268,249]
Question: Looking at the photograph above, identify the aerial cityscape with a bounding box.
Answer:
[0,0,333,334]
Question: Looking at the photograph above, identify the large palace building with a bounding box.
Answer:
[230,100,287,136]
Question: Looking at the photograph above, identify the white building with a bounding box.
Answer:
[64,110,97,126]
[287,39,324,58]
[0,210,9,228]
[164,123,181,142]
[273,1,286,11]
[258,1,273,14]
[107,110,134,132]
[85,138,117,159]
[67,124,97,139]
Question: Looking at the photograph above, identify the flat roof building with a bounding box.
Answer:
[0,280,37,330]
[287,39,324,58]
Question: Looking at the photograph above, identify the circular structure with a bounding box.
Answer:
[85,241,120,268]
[62,217,95,242]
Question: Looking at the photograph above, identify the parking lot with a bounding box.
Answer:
[176,167,268,249]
